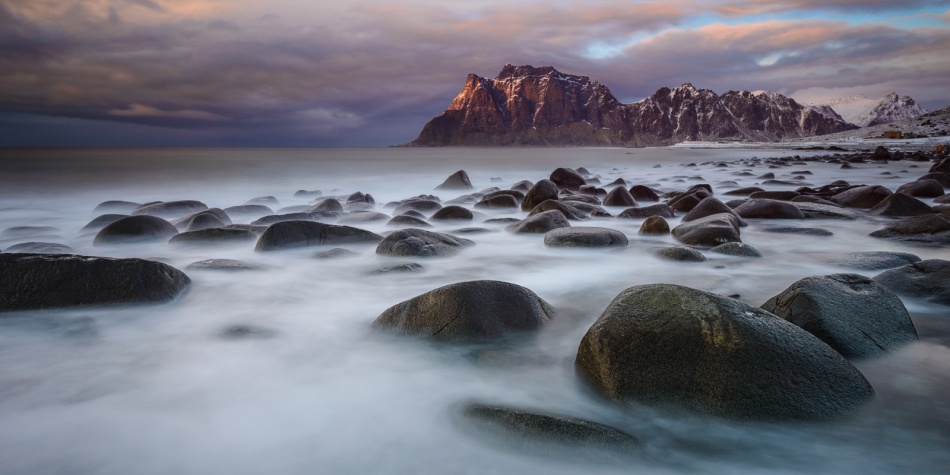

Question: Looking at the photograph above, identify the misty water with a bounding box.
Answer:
[1,147,948,474]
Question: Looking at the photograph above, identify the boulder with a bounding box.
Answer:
[575,284,875,420]
[681,197,746,225]
[255,220,382,251]
[246,196,280,208]
[869,214,950,243]
[896,179,945,198]
[543,227,628,248]
[172,208,232,231]
[638,216,670,235]
[294,189,323,198]
[522,179,560,211]
[917,172,950,188]
[475,195,519,209]
[435,170,474,190]
[315,248,359,259]
[375,228,474,257]
[223,205,273,219]
[868,193,936,217]
[667,189,712,213]
[602,187,637,207]
[338,211,390,225]
[734,199,805,219]
[79,214,127,234]
[831,185,892,209]
[371,263,424,274]
[709,242,761,257]
[186,259,260,271]
[511,180,534,192]
[618,204,675,219]
[811,251,921,271]
[372,280,556,340]
[651,246,706,262]
[132,200,208,219]
[929,157,950,173]
[93,215,178,246]
[793,202,859,220]
[0,253,190,311]
[394,199,443,215]
[723,187,764,196]
[873,259,950,306]
[527,200,587,221]
[671,213,741,247]
[346,191,375,205]
[629,185,660,202]
[430,205,474,221]
[762,274,917,358]
[168,228,258,245]
[305,198,344,213]
[749,191,800,201]
[2,226,59,239]
[507,210,571,234]
[3,242,74,254]
[550,168,586,190]
[386,215,432,228]
[93,200,140,214]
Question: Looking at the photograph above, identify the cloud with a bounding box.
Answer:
[109,103,228,121]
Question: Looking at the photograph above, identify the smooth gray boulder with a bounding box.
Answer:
[575,284,875,421]
[132,200,208,219]
[94,215,178,246]
[255,220,382,251]
[507,210,571,234]
[868,193,936,217]
[386,215,432,228]
[734,199,805,219]
[682,197,746,225]
[527,200,587,221]
[435,170,473,190]
[651,246,706,262]
[372,280,556,340]
[638,216,670,235]
[831,185,892,208]
[869,214,950,243]
[671,213,741,247]
[602,187,637,207]
[550,168,586,190]
[375,228,474,257]
[810,251,920,270]
[79,214,127,234]
[543,227,628,248]
[522,179,560,211]
[93,200,140,214]
[3,242,75,254]
[761,274,917,358]
[618,204,675,219]
[431,205,474,221]
[896,179,945,198]
[474,195,519,209]
[873,259,950,306]
[709,242,761,257]
[0,253,190,311]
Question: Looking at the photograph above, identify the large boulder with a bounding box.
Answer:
[550,168,586,190]
[93,215,178,246]
[0,253,190,311]
[255,220,382,251]
[79,214,127,234]
[868,193,936,217]
[575,284,875,421]
[638,216,670,235]
[811,251,921,270]
[393,199,443,215]
[869,214,950,243]
[667,188,712,213]
[681,197,746,225]
[375,228,474,257]
[602,187,637,207]
[507,210,571,234]
[132,200,208,219]
[372,280,556,340]
[896,179,945,198]
[709,242,761,257]
[873,259,950,306]
[761,274,917,358]
[734,199,805,219]
[522,179,560,211]
[305,198,344,214]
[629,185,660,202]
[671,213,741,247]
[543,227,628,248]
[3,242,75,254]
[527,200,587,221]
[93,200,140,214]
[618,204,675,219]
[474,195,518,209]
[223,204,273,219]
[386,215,432,228]
[931,157,950,174]
[172,208,232,231]
[430,205,474,221]
[436,170,474,190]
[831,185,892,208]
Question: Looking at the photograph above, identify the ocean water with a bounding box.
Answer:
[0,147,948,474]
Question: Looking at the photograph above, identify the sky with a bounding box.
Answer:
[0,0,948,147]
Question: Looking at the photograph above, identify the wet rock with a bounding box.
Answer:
[734,199,805,219]
[168,228,258,245]
[873,259,950,306]
[375,228,474,257]
[223,205,273,219]
[871,146,891,161]
[172,208,232,231]
[387,215,432,228]
[394,199,443,215]
[507,210,571,234]
[931,157,950,174]
[723,187,764,196]
[3,242,75,254]
[629,185,660,202]
[761,274,917,359]
[372,280,556,340]
[896,179,945,198]
[868,193,936,217]
[618,204,675,219]
[93,200,140,214]
[79,214,128,234]
[638,216,670,235]
[831,185,892,209]
[94,215,178,246]
[305,198,344,213]
[225,224,268,235]
[255,221,382,251]
[338,211,390,225]
[527,200,587,221]
[543,227,628,248]
[314,248,358,259]
[671,213,742,247]
[550,168,586,190]
[186,259,260,271]
[869,214,950,243]
[681,197,746,225]
[761,226,833,236]
[791,195,840,206]
[251,212,333,226]
[246,196,280,208]
[435,170,474,190]
[475,195,519,209]
[294,189,322,199]
[668,188,712,213]
[917,172,950,188]
[522,179,560,211]
[811,251,921,270]
[794,202,858,220]
[575,284,874,421]
[749,191,800,201]
[562,201,607,217]
[133,200,208,219]
[372,263,424,274]
[431,205,474,221]
[511,180,534,192]
[709,242,762,257]
[651,246,706,262]
[602,187,637,207]
[346,192,375,205]
[0,253,190,311]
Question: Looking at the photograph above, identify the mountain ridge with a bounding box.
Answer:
[806,93,926,127]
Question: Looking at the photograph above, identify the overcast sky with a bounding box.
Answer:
[1,0,948,147]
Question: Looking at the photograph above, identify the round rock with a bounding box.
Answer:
[873,259,950,306]
[94,215,178,246]
[543,227,628,248]
[375,228,474,257]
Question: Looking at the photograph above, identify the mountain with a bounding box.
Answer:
[806,93,927,127]
[409,65,856,147]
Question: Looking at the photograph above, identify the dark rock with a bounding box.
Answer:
[869,214,950,243]
[79,214,127,234]
[791,195,840,206]
[931,158,950,174]
[3,242,74,254]
[94,215,178,246]
[172,208,232,231]
[132,200,208,219]
[507,210,571,234]
[618,204,675,219]
[453,227,493,234]
[575,284,874,420]
[372,280,555,340]
[602,187,637,207]
[651,246,706,262]
[709,242,762,257]
[2,226,59,238]
[387,215,432,228]
[749,191,800,201]
[668,188,712,212]
[93,200,140,214]
[873,259,950,306]
[638,216,670,235]
[186,259,260,271]
[372,263,424,274]
[762,227,833,236]
[0,253,190,311]
[671,213,742,247]
[436,170,474,190]
[305,198,344,213]
[251,212,334,226]
[562,201,607,217]
[522,179,560,211]
[794,202,858,220]
[475,195,518,209]
[550,168,586,190]
[761,274,917,358]
[871,146,891,161]
[394,199,443,215]
[723,187,764,196]
[758,172,775,179]
[917,173,950,188]
[255,221,382,251]
[811,251,921,270]
[294,189,323,199]
[831,185,892,208]
[896,179,945,198]
[868,193,936,217]
[168,228,258,245]
[224,224,268,235]
[527,200,587,221]
[561,194,602,205]
[681,197,746,225]
[376,228,474,257]
[346,192,375,205]
[511,180,534,192]
[734,199,805,219]
[223,205,273,219]
[629,185,660,202]
[431,205,474,221]
[543,227,628,248]
[246,196,280,208]
[314,248,358,259]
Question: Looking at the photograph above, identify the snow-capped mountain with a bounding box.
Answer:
[806,93,926,127]
[410,65,855,146]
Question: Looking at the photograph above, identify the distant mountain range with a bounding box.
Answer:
[805,93,927,128]
[408,65,925,147]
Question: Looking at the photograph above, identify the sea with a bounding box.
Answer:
[0,147,948,474]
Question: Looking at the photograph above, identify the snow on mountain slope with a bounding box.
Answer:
[807,93,926,127]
